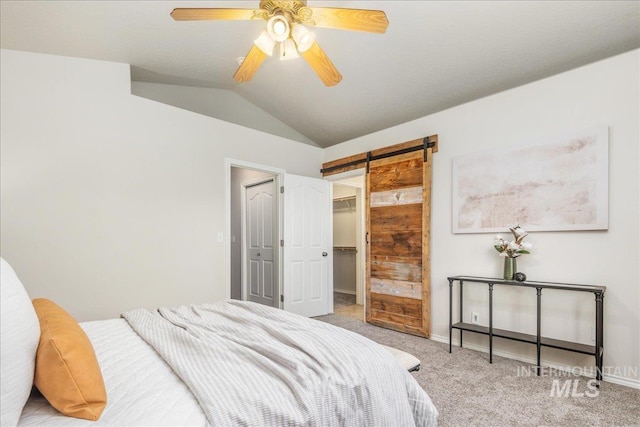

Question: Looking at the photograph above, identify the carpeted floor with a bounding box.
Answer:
[333,292,363,320]
[314,313,640,426]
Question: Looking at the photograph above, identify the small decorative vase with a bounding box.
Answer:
[503,257,517,280]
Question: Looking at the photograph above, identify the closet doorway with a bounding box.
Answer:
[229,165,280,308]
[331,174,366,321]
[226,159,333,317]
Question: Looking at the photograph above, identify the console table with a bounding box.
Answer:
[447,276,605,385]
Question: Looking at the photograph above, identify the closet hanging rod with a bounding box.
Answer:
[333,246,357,252]
[333,196,357,203]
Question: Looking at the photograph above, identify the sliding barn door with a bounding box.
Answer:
[366,148,433,337]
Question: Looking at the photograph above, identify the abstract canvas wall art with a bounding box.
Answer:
[452,127,609,233]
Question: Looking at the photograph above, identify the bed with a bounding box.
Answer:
[1,258,438,426]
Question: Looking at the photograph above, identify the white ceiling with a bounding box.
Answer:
[1,1,638,148]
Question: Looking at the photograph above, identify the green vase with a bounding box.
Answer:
[503,257,517,280]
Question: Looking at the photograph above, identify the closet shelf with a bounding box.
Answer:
[334,246,357,252]
[333,196,356,212]
[333,196,356,202]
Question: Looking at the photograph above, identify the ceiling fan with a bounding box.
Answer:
[170,1,389,87]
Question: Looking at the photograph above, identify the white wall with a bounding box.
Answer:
[324,50,640,386]
[333,209,356,247]
[333,184,358,200]
[131,82,317,147]
[0,49,323,322]
[333,185,357,247]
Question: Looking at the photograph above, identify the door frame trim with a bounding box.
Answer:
[224,158,286,308]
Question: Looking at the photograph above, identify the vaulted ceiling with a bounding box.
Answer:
[1,1,638,147]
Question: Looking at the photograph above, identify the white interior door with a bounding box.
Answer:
[283,174,333,317]
[246,179,277,308]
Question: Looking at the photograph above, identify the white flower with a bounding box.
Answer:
[492,225,532,258]
[510,225,528,243]
[507,241,521,251]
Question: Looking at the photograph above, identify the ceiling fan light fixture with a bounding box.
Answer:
[279,39,299,60]
[254,30,276,55]
[291,24,315,53]
[266,15,290,42]
[171,2,389,86]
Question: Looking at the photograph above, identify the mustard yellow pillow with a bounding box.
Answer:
[32,298,107,420]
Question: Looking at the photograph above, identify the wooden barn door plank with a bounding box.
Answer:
[365,146,434,338]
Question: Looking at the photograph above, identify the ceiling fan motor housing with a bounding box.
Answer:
[259,0,312,25]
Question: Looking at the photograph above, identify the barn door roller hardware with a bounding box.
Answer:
[320,135,438,176]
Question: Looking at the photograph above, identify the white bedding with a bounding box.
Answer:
[18,319,208,427]
[123,301,438,426]
[19,302,437,427]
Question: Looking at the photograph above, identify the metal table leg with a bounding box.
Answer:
[489,283,494,364]
[449,279,453,353]
[459,281,464,347]
[595,291,604,387]
[536,287,542,376]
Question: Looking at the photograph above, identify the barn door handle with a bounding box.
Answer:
[322,252,328,257]
[257,252,260,257]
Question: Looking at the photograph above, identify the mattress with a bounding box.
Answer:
[18,318,208,427]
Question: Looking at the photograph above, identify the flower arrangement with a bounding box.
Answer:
[493,226,532,258]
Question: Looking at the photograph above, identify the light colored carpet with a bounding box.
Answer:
[333,292,364,321]
[314,313,640,426]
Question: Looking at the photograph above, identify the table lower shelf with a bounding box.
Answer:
[452,322,596,356]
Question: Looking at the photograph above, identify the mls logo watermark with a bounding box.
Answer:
[549,378,599,398]
[517,364,637,397]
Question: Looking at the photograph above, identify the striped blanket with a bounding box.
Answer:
[122,300,438,426]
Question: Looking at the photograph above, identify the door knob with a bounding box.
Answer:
[322,252,328,257]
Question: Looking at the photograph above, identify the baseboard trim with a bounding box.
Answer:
[334,289,356,295]
[430,333,640,390]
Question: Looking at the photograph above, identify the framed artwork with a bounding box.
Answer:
[452,126,609,233]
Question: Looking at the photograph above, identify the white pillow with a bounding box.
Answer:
[380,344,421,372]
[1,258,40,427]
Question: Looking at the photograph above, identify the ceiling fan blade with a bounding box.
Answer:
[300,42,342,87]
[233,45,268,83]
[309,8,389,33]
[170,8,256,21]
